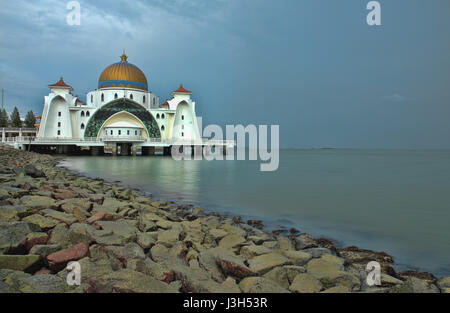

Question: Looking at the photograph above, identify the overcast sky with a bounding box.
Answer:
[0,0,449,149]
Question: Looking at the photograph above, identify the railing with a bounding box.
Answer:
[1,128,38,132]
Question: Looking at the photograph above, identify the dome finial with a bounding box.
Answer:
[120,50,128,63]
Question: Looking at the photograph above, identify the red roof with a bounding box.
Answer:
[173,84,192,94]
[49,77,72,88]
[76,98,85,105]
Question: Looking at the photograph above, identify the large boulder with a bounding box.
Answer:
[19,274,72,293]
[20,195,56,210]
[306,254,345,276]
[23,214,59,230]
[23,165,45,178]
[240,245,272,259]
[47,243,90,271]
[283,250,312,266]
[41,209,77,225]
[218,234,247,250]
[263,266,290,289]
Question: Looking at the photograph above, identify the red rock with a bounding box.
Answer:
[47,243,89,270]
[86,211,113,224]
[26,234,49,250]
[217,253,256,279]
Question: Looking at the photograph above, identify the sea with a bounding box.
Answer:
[60,149,450,277]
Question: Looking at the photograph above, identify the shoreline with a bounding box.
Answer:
[0,145,448,293]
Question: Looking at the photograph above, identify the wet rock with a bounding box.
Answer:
[291,233,318,250]
[437,277,450,292]
[239,277,289,293]
[247,220,264,229]
[0,255,41,272]
[399,270,436,281]
[216,252,256,279]
[303,247,332,258]
[316,237,337,251]
[248,252,291,275]
[47,242,89,271]
[289,273,323,293]
[337,246,393,265]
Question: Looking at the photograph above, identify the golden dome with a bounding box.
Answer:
[98,52,148,91]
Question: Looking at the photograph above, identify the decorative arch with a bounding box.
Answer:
[84,98,161,138]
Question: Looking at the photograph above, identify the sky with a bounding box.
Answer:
[0,0,449,149]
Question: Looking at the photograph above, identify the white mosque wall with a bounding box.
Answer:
[39,93,74,138]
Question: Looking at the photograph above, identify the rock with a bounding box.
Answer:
[23,165,45,178]
[291,233,318,250]
[0,269,31,290]
[221,277,241,293]
[137,232,156,249]
[138,214,158,232]
[437,277,450,291]
[248,252,291,275]
[115,242,145,263]
[29,244,61,258]
[157,228,181,247]
[321,285,351,293]
[337,246,393,265]
[68,223,96,246]
[19,274,71,293]
[25,232,48,250]
[318,271,361,291]
[86,211,114,224]
[283,250,312,266]
[208,228,228,240]
[192,208,204,215]
[41,209,77,225]
[53,189,77,200]
[0,206,20,222]
[172,265,223,293]
[48,223,71,248]
[0,221,40,254]
[284,265,307,283]
[239,277,290,293]
[399,270,436,281]
[306,254,345,276]
[127,258,175,283]
[2,186,29,198]
[94,220,138,244]
[150,244,171,263]
[263,266,290,289]
[289,273,323,293]
[0,255,41,272]
[240,245,272,259]
[216,252,256,279]
[218,234,247,250]
[389,277,439,293]
[20,195,56,210]
[198,250,225,282]
[47,243,89,271]
[247,220,264,229]
[23,214,59,230]
[61,199,93,213]
[303,248,332,258]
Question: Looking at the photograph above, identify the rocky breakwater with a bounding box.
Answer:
[0,145,449,293]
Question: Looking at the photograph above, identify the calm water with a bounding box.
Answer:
[60,149,450,276]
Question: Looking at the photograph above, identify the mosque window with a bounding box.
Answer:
[181,132,184,137]
[58,122,61,127]
[81,123,85,130]
[182,125,184,130]
[161,125,165,131]
[81,111,85,117]
[130,94,133,100]
[58,112,62,117]
[181,115,184,120]
[127,130,130,135]
[114,93,118,99]
[91,95,93,103]
[143,96,146,103]
[156,114,160,119]
[153,98,155,105]
[118,130,121,135]
[161,114,165,119]
[110,130,113,135]
[57,130,61,136]
[135,130,138,136]
[86,111,90,117]
[101,94,104,102]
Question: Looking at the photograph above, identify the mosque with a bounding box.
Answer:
[32,51,228,156]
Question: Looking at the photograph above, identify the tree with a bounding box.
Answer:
[10,107,22,128]
[0,109,8,127]
[24,110,36,128]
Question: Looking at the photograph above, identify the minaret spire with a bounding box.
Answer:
[120,50,128,63]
